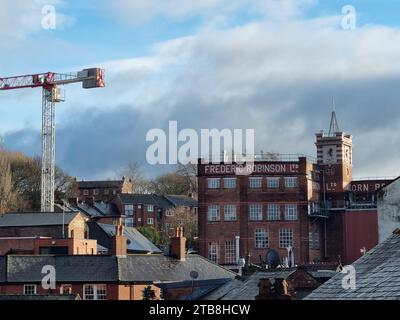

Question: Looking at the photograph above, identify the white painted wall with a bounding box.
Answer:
[377,178,400,242]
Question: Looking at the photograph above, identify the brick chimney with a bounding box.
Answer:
[170,226,186,261]
[111,225,127,257]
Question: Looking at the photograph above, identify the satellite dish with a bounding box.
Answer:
[266,250,281,269]
[190,271,199,279]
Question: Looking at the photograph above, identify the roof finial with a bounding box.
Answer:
[329,97,340,136]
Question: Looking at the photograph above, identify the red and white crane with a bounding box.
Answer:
[0,68,105,212]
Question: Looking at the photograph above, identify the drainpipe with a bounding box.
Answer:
[235,235,240,264]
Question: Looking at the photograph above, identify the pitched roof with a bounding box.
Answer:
[95,223,162,253]
[0,255,236,284]
[202,268,336,300]
[164,195,197,207]
[118,194,173,209]
[0,212,81,227]
[78,180,123,189]
[306,230,400,300]
[118,194,197,209]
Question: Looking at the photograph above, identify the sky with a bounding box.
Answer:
[1,0,400,180]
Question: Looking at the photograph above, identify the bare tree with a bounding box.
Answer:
[167,206,198,249]
[116,161,151,193]
[0,148,17,214]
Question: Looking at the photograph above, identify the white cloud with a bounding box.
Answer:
[0,0,74,45]
[111,0,316,25]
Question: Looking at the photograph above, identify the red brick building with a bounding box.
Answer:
[77,177,133,202]
[197,111,395,266]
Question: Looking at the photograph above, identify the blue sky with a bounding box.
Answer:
[1,0,400,179]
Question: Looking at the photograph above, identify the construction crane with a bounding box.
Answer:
[0,68,105,212]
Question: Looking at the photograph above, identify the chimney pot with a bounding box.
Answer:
[170,226,186,261]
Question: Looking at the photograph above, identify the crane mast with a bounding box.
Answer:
[0,68,105,212]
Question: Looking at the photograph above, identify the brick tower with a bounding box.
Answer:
[315,104,353,209]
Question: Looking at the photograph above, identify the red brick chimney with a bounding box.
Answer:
[170,226,186,261]
[111,225,127,257]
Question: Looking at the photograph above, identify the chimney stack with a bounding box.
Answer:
[170,226,186,261]
[111,225,127,257]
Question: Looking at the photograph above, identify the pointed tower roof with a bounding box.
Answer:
[328,97,340,136]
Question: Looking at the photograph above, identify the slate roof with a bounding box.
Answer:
[118,194,197,209]
[202,269,336,300]
[164,195,197,207]
[78,180,123,189]
[0,255,236,284]
[0,212,81,227]
[306,230,400,300]
[93,222,162,253]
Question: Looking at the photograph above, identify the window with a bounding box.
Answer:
[279,229,293,248]
[23,285,37,295]
[207,178,220,189]
[147,205,154,212]
[285,177,298,188]
[267,204,280,221]
[224,240,236,264]
[208,242,219,263]
[125,204,134,216]
[113,189,117,195]
[224,205,237,221]
[255,229,269,248]
[166,210,174,216]
[285,204,298,221]
[208,205,220,221]
[309,232,320,250]
[93,189,99,195]
[166,223,174,230]
[125,218,134,227]
[147,218,154,225]
[249,204,262,221]
[83,189,89,196]
[223,178,236,189]
[60,284,72,295]
[249,177,262,189]
[267,178,280,189]
[104,189,110,195]
[83,284,107,300]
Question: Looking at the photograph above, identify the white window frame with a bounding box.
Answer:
[285,204,298,221]
[224,240,236,264]
[267,177,280,189]
[125,217,134,227]
[93,189,99,196]
[249,177,262,189]
[207,178,220,189]
[104,189,110,195]
[208,242,219,264]
[125,204,134,216]
[224,205,237,221]
[60,284,72,295]
[267,203,280,221]
[207,205,220,221]
[285,177,298,188]
[223,178,236,189]
[255,229,269,249]
[249,204,263,221]
[83,284,107,300]
[83,189,89,196]
[147,205,154,212]
[23,284,37,295]
[279,229,293,248]
[147,217,154,225]
[166,210,174,216]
